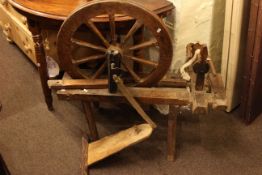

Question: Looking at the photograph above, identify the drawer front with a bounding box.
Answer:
[1,1,29,28]
[0,4,37,64]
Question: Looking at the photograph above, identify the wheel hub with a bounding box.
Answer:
[107,45,123,57]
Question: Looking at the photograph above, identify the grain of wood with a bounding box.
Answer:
[0,4,36,63]
[48,79,108,90]
[81,137,88,175]
[87,124,153,166]
[114,76,157,128]
[56,87,191,106]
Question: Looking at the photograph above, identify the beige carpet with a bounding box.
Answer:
[0,34,262,175]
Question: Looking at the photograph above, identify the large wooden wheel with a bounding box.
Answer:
[57,0,173,87]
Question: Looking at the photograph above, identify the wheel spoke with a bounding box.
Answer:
[72,54,106,65]
[122,20,143,44]
[124,55,158,68]
[71,38,107,52]
[92,61,107,79]
[86,20,110,48]
[122,60,141,82]
[126,38,157,51]
[109,13,116,44]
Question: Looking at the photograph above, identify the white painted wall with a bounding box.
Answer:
[167,0,225,71]
[167,0,250,111]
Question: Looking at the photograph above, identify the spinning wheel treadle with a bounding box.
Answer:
[57,0,173,87]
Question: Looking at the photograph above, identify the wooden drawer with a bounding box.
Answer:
[1,0,29,27]
[0,2,36,64]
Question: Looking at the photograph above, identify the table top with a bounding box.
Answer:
[8,0,174,21]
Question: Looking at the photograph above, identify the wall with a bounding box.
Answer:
[167,0,226,71]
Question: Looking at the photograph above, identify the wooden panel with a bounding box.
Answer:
[221,0,250,111]
[241,0,262,123]
[0,3,36,64]
[4,2,29,28]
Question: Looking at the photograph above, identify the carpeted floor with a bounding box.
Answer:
[0,34,262,175]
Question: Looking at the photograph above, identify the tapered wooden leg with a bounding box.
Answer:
[82,101,99,141]
[167,106,178,161]
[28,19,53,111]
[81,137,89,175]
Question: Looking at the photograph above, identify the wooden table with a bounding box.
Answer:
[7,0,174,110]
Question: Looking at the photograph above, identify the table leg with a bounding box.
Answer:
[28,19,53,110]
[167,106,178,161]
[82,101,99,141]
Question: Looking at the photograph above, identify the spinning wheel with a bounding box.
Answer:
[47,1,227,165]
[57,0,173,87]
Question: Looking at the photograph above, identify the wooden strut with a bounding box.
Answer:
[81,137,89,175]
[82,102,99,141]
[113,75,157,128]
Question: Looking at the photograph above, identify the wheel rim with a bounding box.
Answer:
[57,0,173,87]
